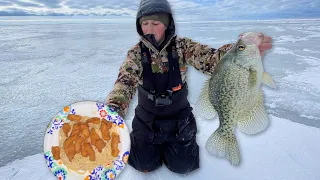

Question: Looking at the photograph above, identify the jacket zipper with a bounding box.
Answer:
[141,35,176,55]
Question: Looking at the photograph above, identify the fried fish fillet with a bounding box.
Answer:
[62,123,71,137]
[51,146,60,160]
[86,117,101,124]
[111,132,120,157]
[67,114,82,121]
[101,119,113,141]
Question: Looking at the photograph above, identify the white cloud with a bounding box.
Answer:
[170,0,320,20]
[0,0,319,20]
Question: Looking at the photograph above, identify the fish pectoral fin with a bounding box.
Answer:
[262,72,276,89]
[206,127,240,166]
[195,79,217,120]
[238,91,269,135]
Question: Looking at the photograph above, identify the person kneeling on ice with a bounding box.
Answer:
[106,0,272,174]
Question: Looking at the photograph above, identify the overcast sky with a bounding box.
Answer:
[0,0,319,20]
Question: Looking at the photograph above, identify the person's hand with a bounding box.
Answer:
[258,34,272,56]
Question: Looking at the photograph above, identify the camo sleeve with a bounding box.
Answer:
[106,44,142,117]
[177,37,233,75]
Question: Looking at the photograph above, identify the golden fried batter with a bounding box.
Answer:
[51,146,60,160]
[81,144,89,157]
[81,127,90,138]
[111,132,120,157]
[70,124,81,136]
[63,135,77,150]
[62,123,71,137]
[83,142,95,161]
[59,115,121,167]
[67,114,82,121]
[86,117,101,124]
[65,144,76,162]
[75,136,84,153]
[90,128,101,146]
[101,119,113,141]
[95,139,106,153]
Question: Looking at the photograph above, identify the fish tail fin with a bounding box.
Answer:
[206,127,240,166]
[238,91,269,134]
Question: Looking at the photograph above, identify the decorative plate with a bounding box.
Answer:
[43,101,130,180]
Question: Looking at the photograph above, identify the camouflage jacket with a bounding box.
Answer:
[106,35,233,117]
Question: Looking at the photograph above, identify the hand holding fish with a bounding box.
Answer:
[239,32,272,57]
[258,34,272,56]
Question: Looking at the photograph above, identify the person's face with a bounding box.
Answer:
[141,20,167,43]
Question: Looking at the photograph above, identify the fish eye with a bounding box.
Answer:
[238,45,245,51]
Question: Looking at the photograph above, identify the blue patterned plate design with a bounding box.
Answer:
[43,101,130,180]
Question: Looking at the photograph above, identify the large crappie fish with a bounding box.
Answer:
[196,32,276,166]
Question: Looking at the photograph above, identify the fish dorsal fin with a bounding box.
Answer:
[262,72,276,89]
[195,79,217,120]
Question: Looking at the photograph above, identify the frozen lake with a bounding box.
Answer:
[0,17,319,179]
